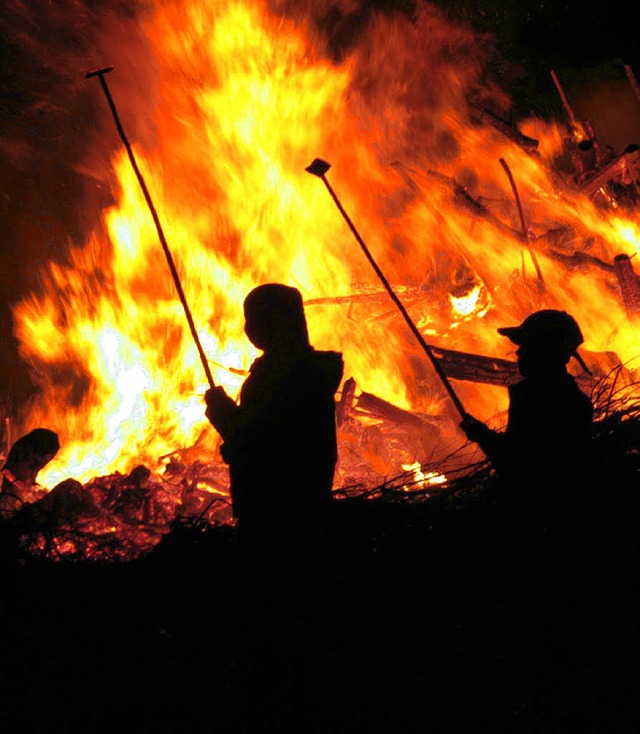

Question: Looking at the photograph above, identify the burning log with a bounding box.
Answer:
[356,391,435,428]
[430,346,519,388]
[613,253,640,317]
[337,376,357,426]
[430,345,627,394]
[480,108,539,153]
[338,376,440,429]
[541,241,615,275]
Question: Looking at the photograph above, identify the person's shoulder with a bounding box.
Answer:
[292,349,344,393]
[309,349,344,384]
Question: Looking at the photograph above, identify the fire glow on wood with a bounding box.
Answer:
[4,0,640,559]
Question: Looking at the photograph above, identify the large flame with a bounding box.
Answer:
[10,0,640,489]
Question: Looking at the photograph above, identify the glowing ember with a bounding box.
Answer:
[401,461,447,491]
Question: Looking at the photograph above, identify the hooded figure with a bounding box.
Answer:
[205,288,343,734]
[204,283,344,546]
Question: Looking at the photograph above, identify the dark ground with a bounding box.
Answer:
[0,489,638,734]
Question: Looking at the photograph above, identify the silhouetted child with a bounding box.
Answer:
[204,283,343,729]
[0,428,60,520]
[460,310,596,707]
[460,308,595,551]
[205,283,344,553]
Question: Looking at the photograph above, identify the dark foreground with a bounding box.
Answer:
[1,492,638,733]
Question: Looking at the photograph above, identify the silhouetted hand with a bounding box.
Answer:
[459,413,494,444]
[204,386,237,436]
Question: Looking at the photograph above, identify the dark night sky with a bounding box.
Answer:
[0,0,638,409]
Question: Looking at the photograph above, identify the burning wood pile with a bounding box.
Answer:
[2,2,640,564]
[4,358,639,564]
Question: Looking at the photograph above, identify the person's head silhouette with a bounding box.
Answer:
[243,283,310,354]
[498,310,588,378]
[4,427,60,485]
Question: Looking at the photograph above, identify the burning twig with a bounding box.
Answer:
[86,65,216,390]
[623,63,640,104]
[550,69,580,133]
[499,157,546,288]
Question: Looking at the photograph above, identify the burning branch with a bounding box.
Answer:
[480,108,539,153]
[613,254,640,317]
[499,157,546,287]
[623,63,640,104]
[551,69,581,134]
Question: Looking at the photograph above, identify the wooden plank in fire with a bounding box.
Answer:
[430,346,520,387]
[613,254,640,317]
[356,391,433,428]
[480,108,539,153]
[338,376,441,429]
[338,345,626,432]
[432,344,627,394]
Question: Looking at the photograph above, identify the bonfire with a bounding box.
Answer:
[1,0,639,562]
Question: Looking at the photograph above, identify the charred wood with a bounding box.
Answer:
[545,247,615,275]
[578,145,640,197]
[480,108,539,153]
[356,390,433,428]
[613,253,640,317]
[431,344,625,394]
[337,376,357,426]
[430,346,519,388]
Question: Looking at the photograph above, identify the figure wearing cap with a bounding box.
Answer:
[460,309,594,512]
[460,311,598,694]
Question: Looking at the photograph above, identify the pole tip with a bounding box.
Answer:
[305,158,331,177]
[85,65,114,79]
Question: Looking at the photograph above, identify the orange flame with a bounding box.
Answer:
[10,0,640,491]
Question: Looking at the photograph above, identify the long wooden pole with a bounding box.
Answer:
[86,65,216,389]
[306,158,468,420]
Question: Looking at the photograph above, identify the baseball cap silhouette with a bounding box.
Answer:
[498,309,590,370]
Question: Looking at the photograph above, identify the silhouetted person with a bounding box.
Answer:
[460,309,593,507]
[0,428,60,520]
[204,283,343,730]
[205,283,343,556]
[460,310,596,715]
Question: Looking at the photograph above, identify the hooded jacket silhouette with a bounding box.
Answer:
[205,284,344,530]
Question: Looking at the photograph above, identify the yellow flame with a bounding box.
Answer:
[8,0,640,491]
[401,461,447,490]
